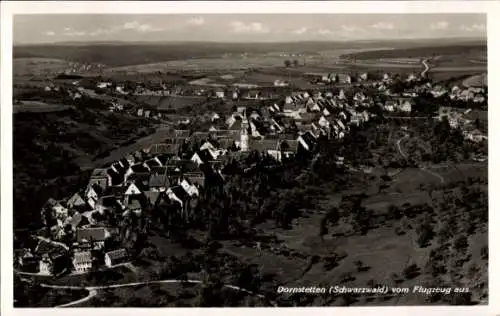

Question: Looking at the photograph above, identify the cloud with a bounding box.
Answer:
[460,23,486,32]
[62,27,86,37]
[43,31,55,36]
[292,27,308,35]
[340,25,361,32]
[430,21,449,30]
[122,21,163,32]
[187,17,205,26]
[371,22,394,30]
[230,21,270,34]
[315,28,334,36]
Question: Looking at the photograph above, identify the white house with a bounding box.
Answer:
[73,251,92,273]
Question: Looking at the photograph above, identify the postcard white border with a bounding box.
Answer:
[1,1,499,316]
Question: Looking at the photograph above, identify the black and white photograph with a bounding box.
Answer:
[1,1,496,312]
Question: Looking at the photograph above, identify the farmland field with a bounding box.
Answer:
[134,95,206,110]
[462,73,487,88]
[13,100,73,113]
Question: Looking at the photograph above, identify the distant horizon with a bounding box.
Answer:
[14,14,487,44]
[13,36,487,46]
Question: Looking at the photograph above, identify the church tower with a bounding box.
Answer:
[240,109,249,152]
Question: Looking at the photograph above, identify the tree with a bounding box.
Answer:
[284,60,292,68]
[417,223,434,248]
[403,263,421,279]
[292,59,299,67]
[454,235,469,254]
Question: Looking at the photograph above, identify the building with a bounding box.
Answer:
[73,251,93,273]
[104,249,129,267]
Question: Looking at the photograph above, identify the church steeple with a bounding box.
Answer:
[240,109,249,152]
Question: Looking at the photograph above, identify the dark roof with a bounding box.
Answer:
[98,196,120,209]
[250,139,279,152]
[119,158,130,169]
[144,190,161,206]
[76,227,107,242]
[149,173,169,188]
[127,199,142,210]
[279,140,299,152]
[173,159,201,173]
[107,168,124,186]
[194,149,216,164]
[228,118,242,131]
[147,143,180,155]
[174,129,191,138]
[103,186,126,197]
[190,132,210,142]
[170,186,189,202]
[299,131,318,146]
[131,164,150,173]
[145,159,161,169]
[91,168,108,178]
[112,162,127,175]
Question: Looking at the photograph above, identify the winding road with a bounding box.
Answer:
[38,278,276,307]
[421,59,430,77]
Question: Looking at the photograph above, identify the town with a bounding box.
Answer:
[15,61,487,285]
[11,16,488,307]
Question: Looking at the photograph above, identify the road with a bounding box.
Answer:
[421,59,430,77]
[38,278,276,307]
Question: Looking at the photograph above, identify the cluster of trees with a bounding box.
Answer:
[283,59,301,68]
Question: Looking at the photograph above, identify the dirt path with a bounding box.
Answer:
[39,278,276,307]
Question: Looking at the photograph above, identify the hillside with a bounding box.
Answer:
[13,39,485,67]
[340,43,486,60]
[13,106,155,230]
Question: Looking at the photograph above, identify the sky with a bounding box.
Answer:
[13,14,487,44]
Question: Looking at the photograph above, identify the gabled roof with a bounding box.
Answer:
[130,164,150,173]
[149,173,169,188]
[279,140,299,152]
[145,159,161,169]
[107,168,124,186]
[105,248,128,261]
[144,190,161,206]
[250,139,279,152]
[119,158,130,169]
[67,193,86,207]
[76,227,107,242]
[148,143,180,155]
[91,168,108,178]
[170,185,189,202]
[127,199,142,210]
[73,251,92,264]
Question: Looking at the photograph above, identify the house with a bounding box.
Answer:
[39,253,66,276]
[97,82,111,89]
[297,131,318,152]
[191,149,217,166]
[166,186,189,209]
[214,88,225,99]
[76,227,109,244]
[149,173,170,192]
[125,164,150,182]
[398,98,414,113]
[144,190,161,207]
[359,73,368,81]
[126,198,143,216]
[73,251,93,273]
[137,108,144,117]
[104,249,129,267]
[180,178,199,197]
[18,250,38,273]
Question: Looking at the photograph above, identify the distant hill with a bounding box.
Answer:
[13,38,485,67]
[339,43,486,60]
